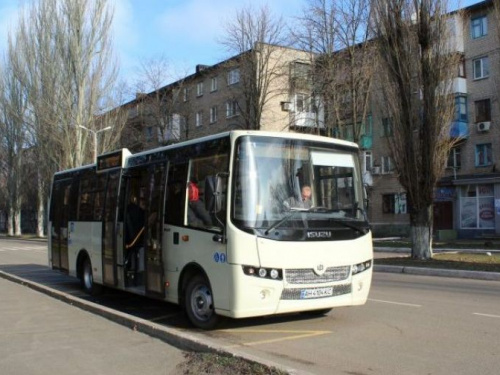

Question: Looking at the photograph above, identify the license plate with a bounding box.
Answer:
[300,287,333,299]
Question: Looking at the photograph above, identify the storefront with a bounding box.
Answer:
[454,178,500,238]
[436,176,500,239]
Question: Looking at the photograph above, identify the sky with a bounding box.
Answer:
[0,0,485,89]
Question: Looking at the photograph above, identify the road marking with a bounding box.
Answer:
[219,329,331,347]
[473,313,500,319]
[369,298,422,308]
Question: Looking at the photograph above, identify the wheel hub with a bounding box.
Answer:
[192,286,213,321]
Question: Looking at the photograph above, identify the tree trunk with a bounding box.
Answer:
[7,207,13,236]
[36,171,45,237]
[410,205,433,260]
[36,199,45,238]
[14,209,21,236]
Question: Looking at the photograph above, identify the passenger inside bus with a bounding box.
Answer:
[187,181,212,227]
[125,195,145,284]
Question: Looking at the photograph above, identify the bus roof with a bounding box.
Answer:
[54,131,359,176]
[129,130,359,160]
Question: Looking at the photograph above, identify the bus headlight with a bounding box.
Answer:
[352,260,372,275]
[243,266,283,281]
[270,269,279,279]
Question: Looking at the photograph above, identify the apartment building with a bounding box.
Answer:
[120,44,317,153]
[436,0,500,239]
[364,0,500,239]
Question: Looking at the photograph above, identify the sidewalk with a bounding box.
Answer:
[0,275,186,375]
[0,267,302,375]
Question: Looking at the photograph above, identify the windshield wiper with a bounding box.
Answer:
[264,208,306,235]
[329,217,369,235]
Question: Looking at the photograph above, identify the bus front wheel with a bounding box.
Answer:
[184,274,218,329]
[81,257,101,295]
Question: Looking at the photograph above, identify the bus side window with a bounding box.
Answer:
[165,163,188,226]
[93,174,107,221]
[78,175,94,221]
[188,154,229,229]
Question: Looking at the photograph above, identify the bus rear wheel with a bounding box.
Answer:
[81,257,102,295]
[185,274,218,329]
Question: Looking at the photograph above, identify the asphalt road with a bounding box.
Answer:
[1,238,499,375]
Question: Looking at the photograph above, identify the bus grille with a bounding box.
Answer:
[285,266,350,284]
[281,283,352,300]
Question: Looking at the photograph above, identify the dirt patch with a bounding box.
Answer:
[172,352,288,375]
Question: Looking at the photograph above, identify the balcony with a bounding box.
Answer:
[452,77,467,94]
[292,111,325,128]
[449,121,469,139]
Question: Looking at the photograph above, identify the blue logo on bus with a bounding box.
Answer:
[213,252,227,264]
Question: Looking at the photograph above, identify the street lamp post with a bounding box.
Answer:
[78,125,112,163]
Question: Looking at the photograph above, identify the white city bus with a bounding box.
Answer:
[48,131,373,329]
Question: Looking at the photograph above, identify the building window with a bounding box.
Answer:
[381,156,394,174]
[363,151,372,173]
[382,193,407,214]
[460,184,494,229]
[381,117,393,137]
[196,82,204,97]
[471,16,488,39]
[342,124,354,142]
[475,144,492,167]
[145,126,154,142]
[196,111,203,127]
[458,57,466,78]
[228,68,240,85]
[226,100,239,118]
[475,99,491,122]
[455,96,467,122]
[183,87,189,102]
[210,106,218,124]
[473,57,489,79]
[295,93,311,112]
[211,77,218,92]
[447,147,461,169]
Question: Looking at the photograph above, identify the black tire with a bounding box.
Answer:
[184,274,219,329]
[81,257,102,295]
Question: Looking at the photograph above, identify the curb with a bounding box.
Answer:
[0,270,310,375]
[374,265,500,281]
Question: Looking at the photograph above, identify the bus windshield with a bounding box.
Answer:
[232,136,367,232]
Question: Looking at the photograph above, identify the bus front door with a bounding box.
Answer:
[144,163,166,297]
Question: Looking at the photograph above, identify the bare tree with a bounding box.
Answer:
[334,0,375,144]
[6,0,124,236]
[219,4,291,130]
[372,0,461,259]
[293,0,374,143]
[127,56,189,149]
[0,59,28,236]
